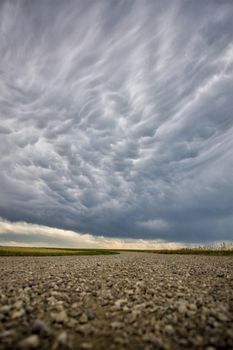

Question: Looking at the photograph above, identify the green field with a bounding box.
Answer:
[0,246,118,256]
[0,246,232,256]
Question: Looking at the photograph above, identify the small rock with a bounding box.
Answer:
[80,342,93,350]
[114,336,128,345]
[216,272,224,278]
[26,306,33,314]
[164,324,175,335]
[76,324,93,336]
[194,335,203,346]
[14,300,24,309]
[166,292,173,298]
[32,320,50,335]
[86,309,95,320]
[63,294,71,303]
[79,313,88,324]
[0,305,12,314]
[71,302,79,308]
[178,302,187,314]
[127,312,137,324]
[57,331,68,346]
[95,281,101,289]
[217,313,228,322]
[0,330,16,338]
[110,321,123,330]
[178,338,188,346]
[122,305,129,312]
[67,317,77,328]
[101,299,109,306]
[142,333,157,344]
[18,335,40,349]
[136,281,145,289]
[107,281,113,288]
[114,299,126,310]
[188,303,197,311]
[226,329,233,338]
[12,308,25,319]
[51,310,68,323]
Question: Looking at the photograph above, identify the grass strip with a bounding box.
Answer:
[0,246,118,256]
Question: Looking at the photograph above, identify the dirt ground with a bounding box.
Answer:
[0,253,232,349]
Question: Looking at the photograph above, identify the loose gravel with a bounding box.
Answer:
[0,253,232,350]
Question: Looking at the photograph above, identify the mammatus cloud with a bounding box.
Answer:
[0,0,233,246]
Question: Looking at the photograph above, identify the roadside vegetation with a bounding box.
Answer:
[153,242,233,255]
[147,248,233,256]
[119,243,233,256]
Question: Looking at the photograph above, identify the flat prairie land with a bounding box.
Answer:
[0,246,118,256]
[1,246,232,256]
[0,253,232,350]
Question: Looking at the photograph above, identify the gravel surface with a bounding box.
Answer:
[0,253,232,350]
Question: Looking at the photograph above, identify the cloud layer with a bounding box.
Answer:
[0,0,233,245]
[0,218,185,250]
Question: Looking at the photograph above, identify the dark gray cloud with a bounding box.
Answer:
[0,0,233,244]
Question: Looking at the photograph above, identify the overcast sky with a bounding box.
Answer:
[0,0,233,248]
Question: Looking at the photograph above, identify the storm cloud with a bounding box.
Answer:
[0,0,233,245]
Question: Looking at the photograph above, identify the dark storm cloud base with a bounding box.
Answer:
[0,0,233,243]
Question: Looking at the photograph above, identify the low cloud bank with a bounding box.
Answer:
[0,218,185,250]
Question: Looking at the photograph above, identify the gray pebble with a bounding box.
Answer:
[18,335,40,349]
[32,319,50,335]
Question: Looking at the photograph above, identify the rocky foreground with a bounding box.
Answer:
[0,253,232,350]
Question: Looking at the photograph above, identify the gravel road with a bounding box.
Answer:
[0,253,232,350]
